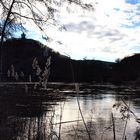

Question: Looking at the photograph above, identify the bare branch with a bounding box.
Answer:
[26,0,45,16]
[11,11,47,22]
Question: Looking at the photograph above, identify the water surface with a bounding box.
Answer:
[0,83,140,140]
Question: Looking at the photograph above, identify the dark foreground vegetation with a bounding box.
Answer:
[2,37,140,85]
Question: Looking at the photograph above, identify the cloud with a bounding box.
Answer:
[51,0,140,62]
[62,21,95,33]
[22,0,140,62]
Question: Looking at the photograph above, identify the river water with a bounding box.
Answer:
[0,83,140,140]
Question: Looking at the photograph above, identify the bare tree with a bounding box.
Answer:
[0,0,94,38]
[0,0,94,80]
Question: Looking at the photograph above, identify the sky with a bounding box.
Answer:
[21,0,140,62]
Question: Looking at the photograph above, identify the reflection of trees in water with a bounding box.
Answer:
[0,113,54,140]
[0,91,64,140]
[1,86,140,140]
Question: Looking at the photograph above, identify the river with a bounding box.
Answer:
[0,83,140,140]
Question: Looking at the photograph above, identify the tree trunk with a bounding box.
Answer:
[0,0,15,81]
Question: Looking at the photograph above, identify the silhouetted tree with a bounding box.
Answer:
[0,0,94,80]
[112,53,140,84]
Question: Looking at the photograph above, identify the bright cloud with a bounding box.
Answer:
[24,0,140,62]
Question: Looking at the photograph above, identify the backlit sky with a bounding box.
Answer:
[24,0,140,62]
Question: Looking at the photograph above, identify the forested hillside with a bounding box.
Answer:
[3,38,140,84]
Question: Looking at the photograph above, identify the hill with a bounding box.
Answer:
[2,38,114,83]
[112,54,140,83]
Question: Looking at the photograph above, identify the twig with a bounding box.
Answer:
[111,112,116,140]
[53,119,82,125]
[121,98,137,120]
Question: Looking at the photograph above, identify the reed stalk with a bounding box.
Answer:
[75,83,93,140]
[67,54,93,140]
[58,102,65,140]
[111,112,116,140]
[121,99,130,140]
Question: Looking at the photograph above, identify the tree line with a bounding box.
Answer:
[3,38,140,85]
